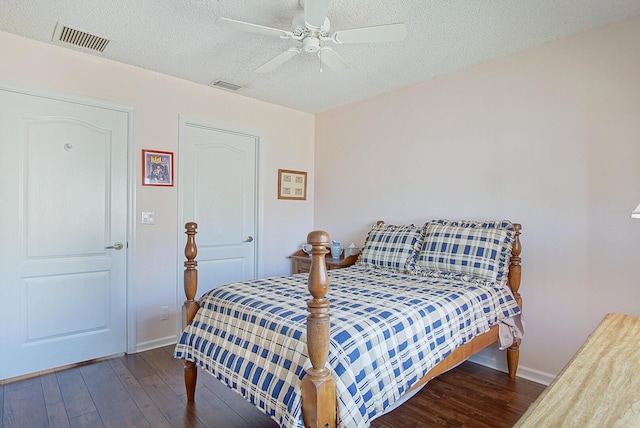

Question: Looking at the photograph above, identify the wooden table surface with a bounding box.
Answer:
[514,313,640,427]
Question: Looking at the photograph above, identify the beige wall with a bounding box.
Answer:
[315,15,640,379]
[0,31,315,351]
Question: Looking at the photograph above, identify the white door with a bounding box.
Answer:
[0,87,129,380]
[180,120,258,296]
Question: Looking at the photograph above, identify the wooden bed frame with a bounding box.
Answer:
[181,222,523,428]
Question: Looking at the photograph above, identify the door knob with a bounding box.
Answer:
[106,242,124,250]
[243,236,254,243]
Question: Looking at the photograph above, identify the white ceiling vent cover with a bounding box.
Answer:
[52,22,110,52]
[210,80,243,92]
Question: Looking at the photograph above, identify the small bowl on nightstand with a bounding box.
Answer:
[301,244,313,254]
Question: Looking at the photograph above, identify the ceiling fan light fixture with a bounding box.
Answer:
[303,37,320,53]
[209,80,243,92]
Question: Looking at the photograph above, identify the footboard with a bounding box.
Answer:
[180,223,338,426]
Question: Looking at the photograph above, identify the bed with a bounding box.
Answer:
[175,219,524,428]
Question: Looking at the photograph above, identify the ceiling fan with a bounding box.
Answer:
[216,0,407,73]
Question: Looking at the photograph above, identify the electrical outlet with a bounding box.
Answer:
[160,306,169,320]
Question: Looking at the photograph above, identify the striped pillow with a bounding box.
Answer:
[356,223,423,273]
[416,220,515,284]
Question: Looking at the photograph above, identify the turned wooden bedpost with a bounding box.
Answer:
[507,223,522,379]
[301,230,337,428]
[183,222,199,402]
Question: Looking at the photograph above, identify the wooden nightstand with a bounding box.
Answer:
[289,249,360,274]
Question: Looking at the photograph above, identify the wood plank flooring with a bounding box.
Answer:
[0,345,545,427]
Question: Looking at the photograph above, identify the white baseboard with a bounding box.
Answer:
[468,353,555,386]
[135,335,178,353]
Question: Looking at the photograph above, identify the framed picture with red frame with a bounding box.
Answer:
[142,149,174,187]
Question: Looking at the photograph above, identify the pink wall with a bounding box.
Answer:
[315,15,640,379]
[0,31,315,351]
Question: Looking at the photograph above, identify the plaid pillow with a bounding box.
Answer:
[416,220,515,285]
[356,223,423,273]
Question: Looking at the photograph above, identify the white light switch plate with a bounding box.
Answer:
[141,211,155,225]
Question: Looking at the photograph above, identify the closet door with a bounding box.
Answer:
[180,119,259,297]
[0,87,129,380]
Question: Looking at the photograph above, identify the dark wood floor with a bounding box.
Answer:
[0,345,545,427]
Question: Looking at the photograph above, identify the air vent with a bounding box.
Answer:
[210,80,243,92]
[53,23,110,53]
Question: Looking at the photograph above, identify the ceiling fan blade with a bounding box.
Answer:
[319,48,352,73]
[332,23,407,44]
[255,47,301,73]
[216,17,292,38]
[304,0,331,29]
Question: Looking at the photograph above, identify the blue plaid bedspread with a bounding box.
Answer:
[174,266,521,427]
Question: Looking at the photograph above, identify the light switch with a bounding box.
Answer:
[141,211,155,225]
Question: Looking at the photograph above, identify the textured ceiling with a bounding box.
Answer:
[2,0,640,113]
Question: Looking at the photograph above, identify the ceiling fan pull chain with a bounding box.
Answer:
[319,49,323,72]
